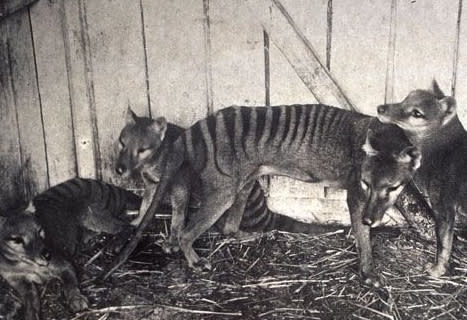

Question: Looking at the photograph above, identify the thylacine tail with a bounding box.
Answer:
[101,142,185,280]
[240,181,343,234]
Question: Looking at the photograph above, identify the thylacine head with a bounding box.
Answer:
[360,125,421,227]
[376,80,458,143]
[0,213,51,279]
[116,107,177,179]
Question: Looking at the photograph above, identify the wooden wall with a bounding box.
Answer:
[0,0,465,220]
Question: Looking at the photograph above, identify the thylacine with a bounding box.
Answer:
[106,104,421,287]
[115,108,344,248]
[376,80,466,277]
[0,212,88,320]
[32,177,142,255]
[0,178,142,320]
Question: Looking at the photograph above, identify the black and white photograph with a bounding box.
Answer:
[0,0,466,319]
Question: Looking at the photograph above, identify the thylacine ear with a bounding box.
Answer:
[439,96,457,126]
[150,117,167,141]
[429,79,445,99]
[126,106,138,125]
[395,146,421,171]
[362,130,379,156]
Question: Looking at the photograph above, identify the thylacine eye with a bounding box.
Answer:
[7,236,24,245]
[137,148,148,154]
[387,184,402,193]
[411,109,424,118]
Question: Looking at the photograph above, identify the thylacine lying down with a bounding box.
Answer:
[376,80,467,277]
[0,178,142,320]
[115,108,344,242]
[105,104,421,286]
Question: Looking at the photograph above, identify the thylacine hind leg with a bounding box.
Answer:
[217,181,256,237]
[178,190,235,270]
[347,187,380,288]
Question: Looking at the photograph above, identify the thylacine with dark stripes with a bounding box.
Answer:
[0,178,141,319]
[32,177,142,255]
[107,104,421,287]
[115,109,341,238]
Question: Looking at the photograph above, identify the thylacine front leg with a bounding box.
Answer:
[163,169,192,253]
[49,257,88,312]
[425,205,455,277]
[7,279,40,320]
[178,189,235,271]
[347,187,380,288]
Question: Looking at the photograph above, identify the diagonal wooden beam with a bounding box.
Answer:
[244,0,357,111]
[0,0,38,19]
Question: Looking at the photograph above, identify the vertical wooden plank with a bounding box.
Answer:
[332,0,392,115]
[62,0,97,179]
[143,0,207,126]
[454,0,467,124]
[29,0,76,185]
[393,0,458,102]
[269,0,327,105]
[5,8,48,198]
[210,0,265,110]
[0,18,24,210]
[84,0,148,184]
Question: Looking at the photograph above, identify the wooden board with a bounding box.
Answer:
[0,16,24,210]
[454,0,467,125]
[210,0,265,110]
[143,0,207,126]
[62,0,97,180]
[84,0,148,184]
[393,0,458,102]
[5,8,48,198]
[269,0,327,105]
[29,0,76,185]
[244,0,355,111]
[332,0,392,115]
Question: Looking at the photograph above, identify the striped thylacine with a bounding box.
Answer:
[108,104,421,287]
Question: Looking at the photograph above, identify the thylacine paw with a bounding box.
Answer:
[425,262,447,278]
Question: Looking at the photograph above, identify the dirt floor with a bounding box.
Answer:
[2,220,467,320]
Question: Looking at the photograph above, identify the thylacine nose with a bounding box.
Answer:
[362,216,373,226]
[41,248,51,261]
[116,165,126,175]
[377,105,387,114]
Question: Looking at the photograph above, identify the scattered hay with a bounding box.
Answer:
[3,220,466,320]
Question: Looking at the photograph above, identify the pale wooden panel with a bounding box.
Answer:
[5,8,48,198]
[30,0,76,185]
[84,0,148,183]
[244,0,355,110]
[454,1,467,125]
[332,0,391,115]
[62,0,97,179]
[143,0,207,126]
[0,18,24,210]
[269,0,328,105]
[393,0,458,102]
[210,0,265,110]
